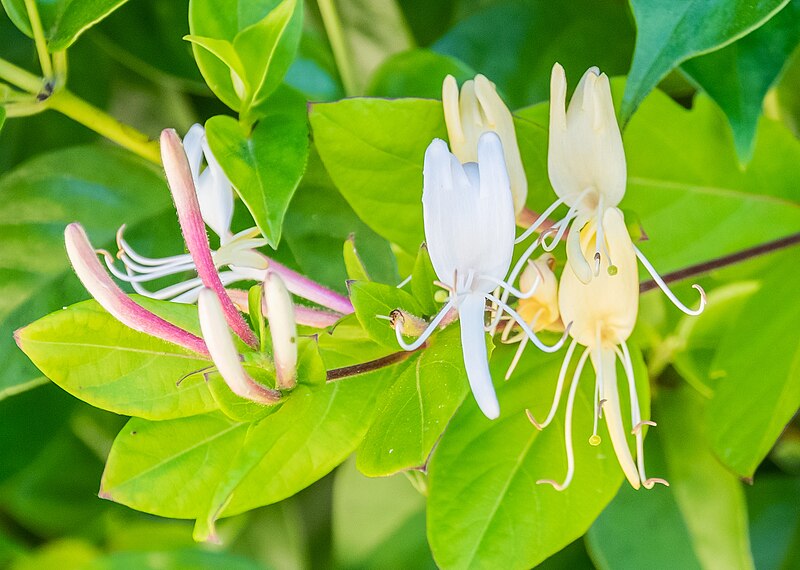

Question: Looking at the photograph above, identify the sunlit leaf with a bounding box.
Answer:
[206,86,309,247]
[16,299,217,420]
[309,97,446,253]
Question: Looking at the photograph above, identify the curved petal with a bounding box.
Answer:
[459,293,499,420]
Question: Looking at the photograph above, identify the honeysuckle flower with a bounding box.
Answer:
[515,63,625,284]
[62,129,322,406]
[104,126,353,316]
[443,74,527,215]
[393,132,565,420]
[264,272,297,390]
[197,288,282,404]
[532,208,665,491]
[499,253,563,380]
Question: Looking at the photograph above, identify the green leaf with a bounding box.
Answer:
[280,148,399,289]
[410,244,439,316]
[309,98,446,253]
[1,0,129,50]
[426,344,649,569]
[681,0,800,162]
[747,475,800,569]
[83,550,263,570]
[367,49,474,99]
[0,107,5,132]
[0,146,178,400]
[205,86,309,247]
[343,235,371,282]
[657,385,755,569]
[621,0,789,122]
[707,249,800,478]
[332,0,415,93]
[188,0,302,117]
[432,0,635,108]
[100,412,249,518]
[194,371,395,539]
[358,324,469,476]
[16,299,217,420]
[349,281,424,349]
[333,457,433,569]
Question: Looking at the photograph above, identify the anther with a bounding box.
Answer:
[607,264,618,276]
[525,409,543,430]
[632,420,657,435]
[588,434,601,446]
[643,477,669,489]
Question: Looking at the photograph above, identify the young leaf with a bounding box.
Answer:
[309,98,446,253]
[410,243,440,316]
[205,86,309,248]
[367,49,475,99]
[349,281,424,349]
[357,324,469,476]
[1,0,129,51]
[16,299,217,420]
[188,0,302,117]
[621,0,789,122]
[681,0,800,162]
[343,235,371,282]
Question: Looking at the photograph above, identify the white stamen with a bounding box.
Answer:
[515,196,567,244]
[634,245,707,316]
[527,338,578,429]
[536,346,591,490]
[503,310,540,380]
[480,271,541,300]
[484,292,569,353]
[396,274,413,288]
[394,300,455,351]
[488,237,541,334]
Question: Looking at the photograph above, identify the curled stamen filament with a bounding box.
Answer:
[515,196,566,244]
[634,245,706,316]
[484,293,569,353]
[536,346,591,491]
[394,300,455,351]
[503,310,540,381]
[488,237,541,335]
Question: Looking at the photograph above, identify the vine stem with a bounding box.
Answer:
[317,0,357,96]
[639,232,800,293]
[47,90,161,164]
[0,58,42,93]
[23,0,53,78]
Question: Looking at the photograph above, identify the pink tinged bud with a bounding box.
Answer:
[197,289,281,404]
[160,129,259,350]
[64,223,209,357]
[264,272,297,390]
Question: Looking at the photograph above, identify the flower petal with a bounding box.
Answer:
[64,223,209,356]
[459,293,499,420]
[264,272,298,390]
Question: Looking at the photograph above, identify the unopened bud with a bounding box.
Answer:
[389,308,430,337]
[264,272,297,390]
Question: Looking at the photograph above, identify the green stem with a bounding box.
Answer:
[48,90,160,164]
[0,57,42,93]
[317,0,357,96]
[23,0,53,78]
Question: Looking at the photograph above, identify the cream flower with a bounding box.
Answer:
[443,74,527,215]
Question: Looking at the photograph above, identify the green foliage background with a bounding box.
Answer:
[1,0,799,568]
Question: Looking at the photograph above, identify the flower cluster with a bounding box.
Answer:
[63,129,353,407]
[395,65,706,489]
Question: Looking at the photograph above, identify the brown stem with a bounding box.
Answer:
[326,347,422,382]
[639,232,800,293]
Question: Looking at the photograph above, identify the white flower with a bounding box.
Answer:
[393,132,564,420]
[442,74,528,216]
